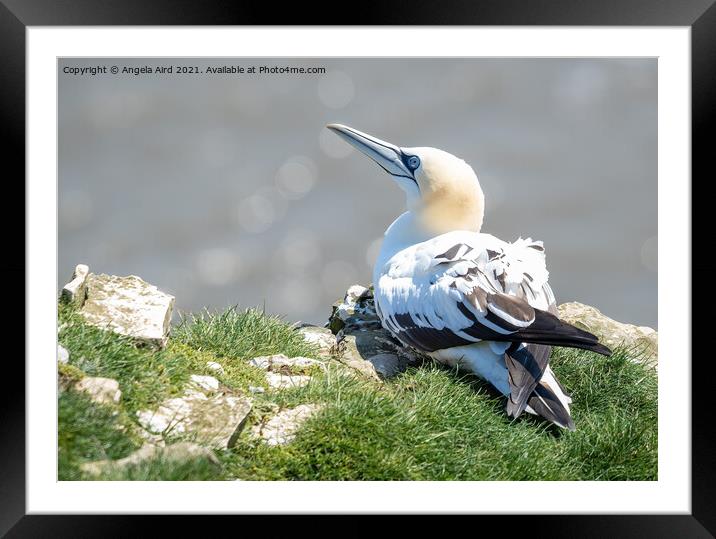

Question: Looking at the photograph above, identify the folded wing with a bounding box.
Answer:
[376,234,611,357]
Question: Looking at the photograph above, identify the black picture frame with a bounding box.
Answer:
[3,0,708,535]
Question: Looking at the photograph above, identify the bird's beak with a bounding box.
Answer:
[326,124,414,180]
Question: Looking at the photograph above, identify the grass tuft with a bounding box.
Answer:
[172,307,319,361]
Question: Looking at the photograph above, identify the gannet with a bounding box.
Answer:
[327,124,611,430]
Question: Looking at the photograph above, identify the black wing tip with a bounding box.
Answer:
[528,382,576,431]
[591,342,612,357]
[570,338,612,357]
[541,406,576,431]
[515,309,613,358]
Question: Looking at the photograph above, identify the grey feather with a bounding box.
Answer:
[504,343,552,419]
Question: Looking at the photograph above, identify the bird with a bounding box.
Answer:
[326,123,611,431]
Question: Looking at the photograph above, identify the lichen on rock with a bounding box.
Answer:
[265,372,313,390]
[80,442,219,477]
[248,353,324,391]
[136,381,252,449]
[251,404,322,446]
[296,325,336,358]
[74,376,122,405]
[189,374,220,392]
[249,354,325,372]
[58,362,85,392]
[60,264,175,349]
[60,264,89,308]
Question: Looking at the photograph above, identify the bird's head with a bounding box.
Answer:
[327,124,485,236]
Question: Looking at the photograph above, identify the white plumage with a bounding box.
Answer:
[374,225,567,418]
[327,123,610,430]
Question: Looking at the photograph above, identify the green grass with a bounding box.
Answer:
[58,390,140,480]
[89,455,221,481]
[59,304,192,415]
[172,307,320,361]
[58,303,657,481]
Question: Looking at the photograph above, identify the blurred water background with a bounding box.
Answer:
[58,58,657,328]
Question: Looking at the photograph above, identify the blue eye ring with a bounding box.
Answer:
[407,155,420,170]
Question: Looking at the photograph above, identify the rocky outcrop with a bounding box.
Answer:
[60,264,174,348]
[58,362,85,392]
[248,354,325,391]
[296,325,336,358]
[251,404,322,446]
[136,376,252,449]
[80,442,219,477]
[328,285,422,380]
[74,377,122,405]
[248,354,325,372]
[135,428,166,448]
[58,344,69,364]
[205,361,225,374]
[60,264,89,308]
[188,374,220,392]
[265,372,312,389]
[328,285,382,334]
[558,302,657,364]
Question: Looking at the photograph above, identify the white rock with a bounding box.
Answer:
[189,374,220,392]
[79,273,174,348]
[249,354,325,371]
[248,356,272,369]
[265,372,312,390]
[335,303,356,321]
[331,286,369,323]
[346,284,369,301]
[80,442,219,476]
[252,404,322,446]
[297,326,335,358]
[248,386,266,394]
[58,344,70,364]
[136,428,165,447]
[205,361,225,374]
[60,264,89,308]
[136,389,252,449]
[136,408,174,434]
[248,354,320,390]
[182,387,209,400]
[74,377,122,405]
[328,283,381,333]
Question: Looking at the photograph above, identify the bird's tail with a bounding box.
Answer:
[504,344,575,430]
[524,366,575,431]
